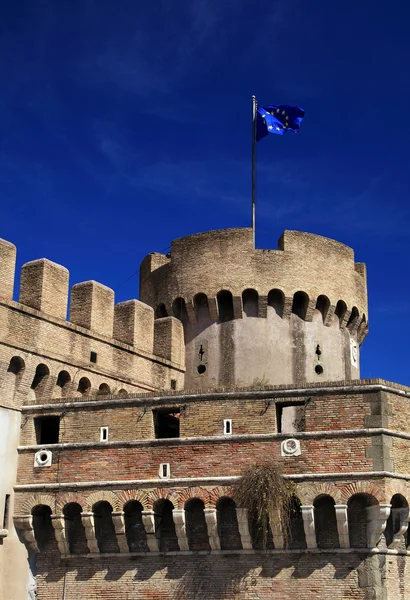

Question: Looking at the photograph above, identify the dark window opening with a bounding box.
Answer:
[34,416,60,445]
[242,288,259,318]
[315,365,324,375]
[291,291,309,319]
[268,289,284,317]
[77,377,91,396]
[90,351,97,363]
[8,356,25,376]
[3,495,10,529]
[276,402,305,434]
[334,300,347,324]
[31,364,50,390]
[170,379,177,390]
[217,290,234,322]
[155,303,168,318]
[197,364,206,375]
[153,407,180,439]
[56,371,70,389]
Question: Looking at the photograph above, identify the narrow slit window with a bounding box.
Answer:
[3,495,10,529]
[100,427,109,442]
[224,419,232,435]
[159,463,170,479]
[90,351,97,364]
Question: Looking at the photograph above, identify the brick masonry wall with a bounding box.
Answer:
[140,228,368,322]
[0,301,184,410]
[34,551,403,600]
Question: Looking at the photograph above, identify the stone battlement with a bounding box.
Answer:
[140,228,368,333]
[0,238,185,408]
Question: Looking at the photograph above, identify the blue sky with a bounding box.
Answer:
[1,0,409,384]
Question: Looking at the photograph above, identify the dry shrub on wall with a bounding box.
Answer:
[232,461,296,551]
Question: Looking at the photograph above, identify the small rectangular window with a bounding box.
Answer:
[170,379,177,390]
[34,416,60,444]
[159,463,170,479]
[3,495,10,529]
[223,419,232,435]
[153,408,180,439]
[100,427,109,442]
[90,351,97,363]
[276,402,305,434]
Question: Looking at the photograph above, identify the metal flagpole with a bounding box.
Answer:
[252,95,257,248]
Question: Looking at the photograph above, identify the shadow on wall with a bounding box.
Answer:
[36,552,369,598]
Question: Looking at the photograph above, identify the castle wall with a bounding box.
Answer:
[34,552,370,600]
[140,228,367,389]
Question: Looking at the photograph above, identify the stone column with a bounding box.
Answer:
[269,509,284,549]
[112,512,129,553]
[51,515,69,555]
[390,506,410,548]
[301,506,317,549]
[334,505,350,548]
[172,509,189,551]
[236,508,253,550]
[14,516,39,553]
[367,504,391,548]
[141,510,159,552]
[80,512,99,553]
[204,508,220,550]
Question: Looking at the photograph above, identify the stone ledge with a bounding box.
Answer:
[51,547,410,559]
[0,529,8,539]
[13,470,407,492]
[21,380,410,413]
[16,427,409,453]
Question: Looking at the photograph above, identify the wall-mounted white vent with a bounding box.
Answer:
[159,463,170,479]
[100,427,109,442]
[34,449,52,468]
[223,419,232,435]
[281,438,301,457]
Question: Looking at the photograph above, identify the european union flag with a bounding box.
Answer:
[256,104,304,141]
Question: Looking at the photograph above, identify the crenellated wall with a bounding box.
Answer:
[0,237,185,412]
[140,228,368,389]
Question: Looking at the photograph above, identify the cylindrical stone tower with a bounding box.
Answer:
[140,228,368,389]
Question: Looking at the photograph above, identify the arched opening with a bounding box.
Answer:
[217,290,234,323]
[93,501,119,553]
[334,300,347,325]
[172,297,188,325]
[56,371,71,398]
[267,289,284,317]
[8,356,25,378]
[118,389,128,397]
[250,513,274,550]
[291,291,309,320]
[124,501,148,552]
[347,493,378,548]
[155,304,168,318]
[31,364,50,399]
[385,494,409,548]
[289,496,307,549]
[242,289,258,318]
[347,306,360,331]
[98,383,111,396]
[194,293,211,324]
[63,503,88,554]
[77,377,91,396]
[154,499,179,552]
[315,295,330,323]
[32,505,57,553]
[216,497,242,550]
[3,356,25,404]
[185,498,210,551]
[314,495,339,548]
